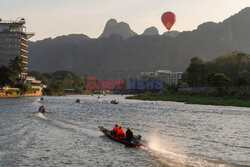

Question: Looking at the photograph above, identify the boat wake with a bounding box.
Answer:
[33,113,48,120]
[145,135,231,167]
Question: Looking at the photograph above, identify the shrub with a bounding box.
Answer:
[5,89,13,95]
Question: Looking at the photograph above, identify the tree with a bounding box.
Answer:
[49,81,65,95]
[42,87,54,95]
[9,56,25,78]
[235,76,247,87]
[22,83,33,93]
[0,66,15,88]
[209,73,231,96]
[28,70,87,95]
[209,73,231,87]
[16,83,33,94]
[185,57,206,87]
[209,52,250,80]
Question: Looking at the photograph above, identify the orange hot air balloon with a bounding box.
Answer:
[161,11,176,31]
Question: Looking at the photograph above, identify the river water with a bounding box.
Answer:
[0,95,249,167]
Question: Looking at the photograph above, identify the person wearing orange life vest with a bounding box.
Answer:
[116,126,126,140]
[111,124,119,137]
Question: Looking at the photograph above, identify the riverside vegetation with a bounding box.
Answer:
[0,56,34,95]
[127,52,250,107]
[28,71,87,95]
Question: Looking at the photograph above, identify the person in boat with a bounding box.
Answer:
[39,106,45,113]
[111,124,119,137]
[116,126,126,140]
[126,127,134,143]
[76,98,80,103]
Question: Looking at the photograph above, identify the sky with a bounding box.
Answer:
[1,0,250,41]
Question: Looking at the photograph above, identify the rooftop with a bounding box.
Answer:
[0,18,26,25]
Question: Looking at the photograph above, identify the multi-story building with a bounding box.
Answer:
[0,18,44,96]
[25,76,43,95]
[155,70,183,85]
[0,18,34,79]
[137,69,183,85]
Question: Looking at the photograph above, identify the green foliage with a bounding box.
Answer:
[0,56,26,88]
[182,52,250,87]
[209,73,231,87]
[9,56,25,78]
[210,73,231,96]
[28,71,86,95]
[0,66,15,88]
[234,75,249,87]
[23,83,33,93]
[16,83,33,94]
[127,92,250,107]
[42,88,54,95]
[16,89,21,95]
[185,57,206,87]
[166,85,179,92]
[5,89,14,95]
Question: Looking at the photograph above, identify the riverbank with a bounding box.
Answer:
[0,90,42,98]
[126,92,250,107]
[0,93,42,98]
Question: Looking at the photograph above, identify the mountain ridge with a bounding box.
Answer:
[28,7,250,78]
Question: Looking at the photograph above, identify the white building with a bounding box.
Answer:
[25,76,43,95]
[138,70,183,85]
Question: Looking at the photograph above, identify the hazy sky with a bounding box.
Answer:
[1,0,250,41]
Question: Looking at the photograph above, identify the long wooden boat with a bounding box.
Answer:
[98,126,142,147]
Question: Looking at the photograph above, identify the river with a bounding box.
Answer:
[0,95,249,167]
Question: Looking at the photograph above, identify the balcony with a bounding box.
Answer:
[20,48,28,53]
[21,37,28,41]
[22,61,28,64]
[20,54,28,59]
[21,42,28,47]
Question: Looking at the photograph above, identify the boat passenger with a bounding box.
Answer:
[111,124,119,137]
[116,126,126,140]
[126,127,134,143]
[39,106,45,113]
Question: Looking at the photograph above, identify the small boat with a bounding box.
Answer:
[76,99,80,103]
[111,100,119,104]
[98,126,142,147]
[40,97,44,101]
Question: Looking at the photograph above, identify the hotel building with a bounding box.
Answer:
[0,18,34,79]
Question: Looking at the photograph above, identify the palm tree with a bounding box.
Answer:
[9,56,25,79]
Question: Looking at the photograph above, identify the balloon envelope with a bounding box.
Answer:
[161,12,176,31]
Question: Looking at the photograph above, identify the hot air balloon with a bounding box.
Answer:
[161,11,176,31]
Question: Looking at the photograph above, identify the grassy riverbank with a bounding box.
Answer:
[126,92,250,107]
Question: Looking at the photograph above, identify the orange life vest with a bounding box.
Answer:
[116,128,126,139]
[113,126,119,134]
